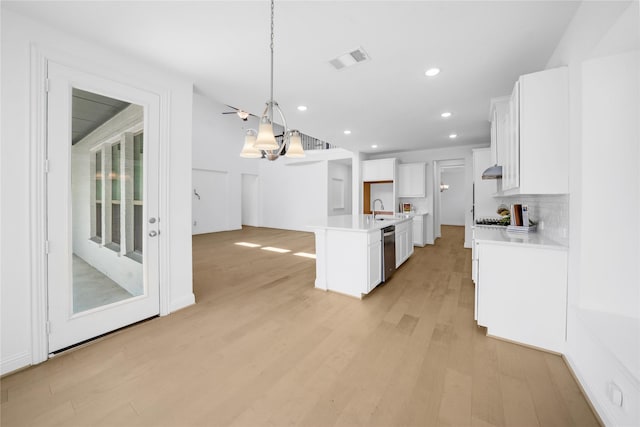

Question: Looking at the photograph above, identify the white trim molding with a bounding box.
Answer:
[29,44,49,366]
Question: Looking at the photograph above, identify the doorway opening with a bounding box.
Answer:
[433,158,465,241]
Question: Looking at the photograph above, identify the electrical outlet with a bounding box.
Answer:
[193,221,197,227]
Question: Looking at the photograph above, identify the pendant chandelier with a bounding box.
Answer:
[240,0,305,160]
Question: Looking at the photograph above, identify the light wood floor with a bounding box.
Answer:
[1,225,599,426]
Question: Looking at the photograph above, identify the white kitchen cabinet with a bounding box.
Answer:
[489,97,509,168]
[476,240,567,353]
[362,158,396,182]
[412,214,428,247]
[502,81,520,191]
[498,66,569,195]
[398,163,426,197]
[367,231,382,292]
[395,219,413,268]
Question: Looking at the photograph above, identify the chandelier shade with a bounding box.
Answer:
[239,129,261,158]
[254,111,279,150]
[285,130,305,158]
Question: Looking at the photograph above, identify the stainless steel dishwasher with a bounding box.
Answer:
[382,225,396,282]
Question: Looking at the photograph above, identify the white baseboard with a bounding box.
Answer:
[1,351,31,376]
[169,292,195,313]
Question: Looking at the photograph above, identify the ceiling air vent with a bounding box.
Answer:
[329,47,370,70]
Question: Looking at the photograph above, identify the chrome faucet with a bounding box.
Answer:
[372,198,384,219]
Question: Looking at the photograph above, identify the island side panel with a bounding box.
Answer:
[313,229,328,291]
[326,230,369,298]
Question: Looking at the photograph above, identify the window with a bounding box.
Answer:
[133,133,143,254]
[94,150,102,242]
[111,143,121,247]
[91,132,143,261]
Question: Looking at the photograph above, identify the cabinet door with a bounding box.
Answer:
[519,67,568,194]
[398,164,411,196]
[367,239,382,291]
[362,159,395,182]
[490,97,509,168]
[509,81,520,189]
[412,217,423,246]
[398,163,425,197]
[395,231,404,268]
[501,82,520,191]
[406,221,414,257]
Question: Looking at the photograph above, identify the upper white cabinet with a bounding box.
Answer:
[398,162,426,197]
[496,66,569,195]
[502,81,521,191]
[362,158,396,182]
[489,97,509,167]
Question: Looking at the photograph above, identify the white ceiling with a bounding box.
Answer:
[5,0,583,154]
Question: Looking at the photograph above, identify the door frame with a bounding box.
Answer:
[29,46,172,364]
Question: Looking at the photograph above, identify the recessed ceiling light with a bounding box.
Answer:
[425,68,441,77]
[344,130,351,135]
[371,144,378,149]
[449,133,458,139]
[441,112,452,118]
[297,105,307,111]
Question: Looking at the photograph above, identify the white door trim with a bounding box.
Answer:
[29,45,172,364]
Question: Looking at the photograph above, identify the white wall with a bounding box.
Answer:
[327,160,352,216]
[440,167,466,226]
[369,144,487,248]
[1,9,194,375]
[191,93,260,233]
[545,2,640,425]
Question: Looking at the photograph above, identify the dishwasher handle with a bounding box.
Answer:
[382,225,396,237]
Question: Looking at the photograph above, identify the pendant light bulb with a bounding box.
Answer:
[285,130,305,158]
[254,113,279,150]
[240,129,261,158]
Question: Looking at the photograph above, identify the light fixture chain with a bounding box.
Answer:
[269,0,275,110]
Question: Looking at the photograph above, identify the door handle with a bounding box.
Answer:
[148,217,157,224]
[148,230,158,237]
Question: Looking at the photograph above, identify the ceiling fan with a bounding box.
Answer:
[222,105,256,121]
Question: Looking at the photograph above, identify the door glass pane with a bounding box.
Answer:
[71,88,144,313]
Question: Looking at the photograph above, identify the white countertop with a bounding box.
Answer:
[473,226,567,250]
[308,214,413,233]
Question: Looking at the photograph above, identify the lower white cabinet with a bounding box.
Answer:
[412,214,428,246]
[476,241,567,353]
[395,220,413,268]
[367,231,382,292]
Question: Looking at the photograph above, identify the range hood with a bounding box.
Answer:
[481,164,503,180]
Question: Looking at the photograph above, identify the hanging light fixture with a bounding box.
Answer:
[240,0,305,160]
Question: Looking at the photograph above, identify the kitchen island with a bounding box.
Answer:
[309,214,413,299]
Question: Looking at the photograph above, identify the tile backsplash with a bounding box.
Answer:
[495,194,569,246]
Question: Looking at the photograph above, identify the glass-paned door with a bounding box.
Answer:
[46,61,160,353]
